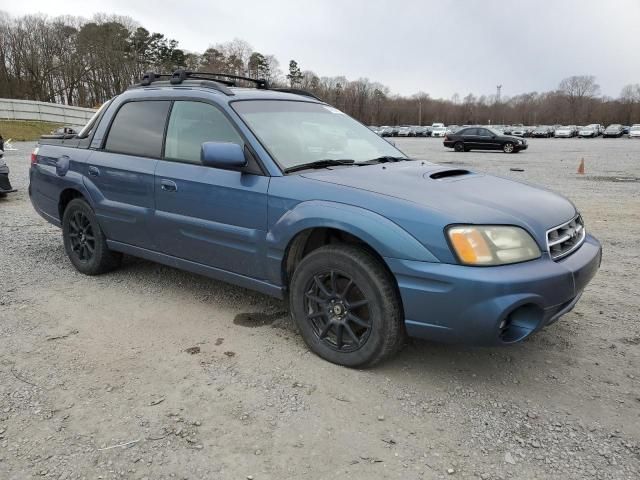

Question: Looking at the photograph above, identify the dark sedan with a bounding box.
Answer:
[532,126,553,138]
[443,126,528,153]
[603,124,624,138]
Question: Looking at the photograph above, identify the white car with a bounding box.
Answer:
[397,126,413,137]
[578,127,597,138]
[554,126,576,138]
[629,125,640,138]
[431,126,448,137]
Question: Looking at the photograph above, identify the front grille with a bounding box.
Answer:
[546,215,585,260]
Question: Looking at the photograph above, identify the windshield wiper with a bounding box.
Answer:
[284,159,355,173]
[355,156,410,165]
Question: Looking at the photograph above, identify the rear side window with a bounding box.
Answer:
[105,101,171,158]
[164,101,243,164]
[463,128,478,136]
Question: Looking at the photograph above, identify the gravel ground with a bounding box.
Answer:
[0,138,639,479]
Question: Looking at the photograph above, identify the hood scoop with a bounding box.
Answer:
[428,169,471,180]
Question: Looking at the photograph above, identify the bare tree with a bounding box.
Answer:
[558,75,600,124]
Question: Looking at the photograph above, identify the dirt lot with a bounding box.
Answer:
[1,138,639,479]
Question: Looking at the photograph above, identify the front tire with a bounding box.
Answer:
[62,198,122,275]
[290,245,404,368]
[503,142,515,153]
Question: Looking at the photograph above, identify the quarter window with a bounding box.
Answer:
[164,101,244,164]
[105,101,170,158]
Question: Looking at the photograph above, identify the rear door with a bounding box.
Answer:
[84,100,170,248]
[154,100,269,278]
[460,128,480,148]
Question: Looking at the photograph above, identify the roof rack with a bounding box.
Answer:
[131,69,322,101]
[270,88,322,101]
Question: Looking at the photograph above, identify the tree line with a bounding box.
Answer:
[1,11,639,126]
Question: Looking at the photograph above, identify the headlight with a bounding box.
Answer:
[447,225,541,266]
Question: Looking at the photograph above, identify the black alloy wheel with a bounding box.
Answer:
[67,209,96,263]
[290,245,404,367]
[304,270,372,352]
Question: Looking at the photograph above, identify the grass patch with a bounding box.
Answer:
[0,120,63,142]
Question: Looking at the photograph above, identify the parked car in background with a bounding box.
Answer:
[431,125,448,137]
[443,126,528,153]
[532,126,553,138]
[629,125,640,138]
[555,125,576,138]
[379,126,393,137]
[523,126,536,137]
[510,126,526,137]
[28,70,601,367]
[578,126,597,138]
[603,124,624,138]
[0,151,17,196]
[413,126,428,137]
[397,126,414,137]
[621,125,630,135]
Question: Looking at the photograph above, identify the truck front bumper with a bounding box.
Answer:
[385,234,602,345]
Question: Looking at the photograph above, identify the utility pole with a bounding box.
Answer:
[418,99,422,126]
[496,85,502,104]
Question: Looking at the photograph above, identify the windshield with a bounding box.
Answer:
[232,100,405,170]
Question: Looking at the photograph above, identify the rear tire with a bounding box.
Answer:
[290,245,404,368]
[454,142,465,152]
[62,198,122,275]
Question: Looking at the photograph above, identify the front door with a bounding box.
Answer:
[153,100,269,278]
[476,128,501,150]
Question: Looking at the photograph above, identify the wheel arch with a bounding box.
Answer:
[266,200,438,288]
[58,187,90,221]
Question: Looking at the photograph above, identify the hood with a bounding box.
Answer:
[301,162,576,247]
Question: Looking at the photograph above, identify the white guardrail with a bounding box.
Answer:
[0,98,96,125]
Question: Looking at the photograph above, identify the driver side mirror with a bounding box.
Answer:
[200,142,247,170]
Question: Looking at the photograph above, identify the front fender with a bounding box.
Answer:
[265,200,439,285]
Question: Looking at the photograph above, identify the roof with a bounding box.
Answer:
[126,71,323,103]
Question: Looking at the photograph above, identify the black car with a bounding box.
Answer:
[531,126,553,138]
[0,150,16,195]
[443,126,528,153]
[602,124,624,138]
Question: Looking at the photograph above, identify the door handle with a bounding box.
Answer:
[88,166,100,177]
[160,179,178,192]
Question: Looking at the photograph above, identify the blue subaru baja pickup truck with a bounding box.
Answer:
[29,70,601,367]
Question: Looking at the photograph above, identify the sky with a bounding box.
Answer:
[5,0,639,99]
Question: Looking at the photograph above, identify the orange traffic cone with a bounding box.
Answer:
[577,158,585,174]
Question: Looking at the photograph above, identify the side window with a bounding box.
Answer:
[463,128,478,136]
[477,129,491,136]
[105,101,170,157]
[164,101,244,165]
